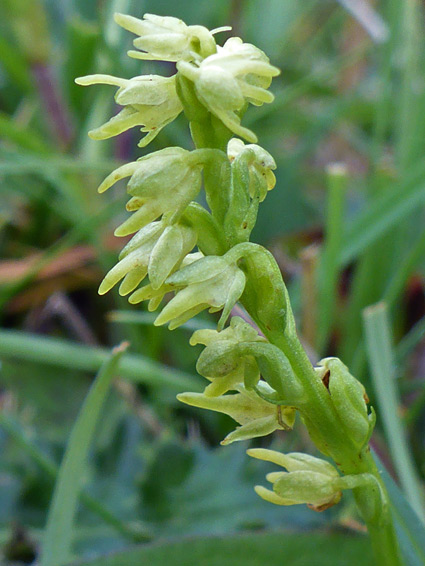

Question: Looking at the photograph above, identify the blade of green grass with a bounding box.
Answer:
[363,302,425,522]
[108,310,216,331]
[0,329,200,392]
[383,229,425,306]
[396,0,423,174]
[0,413,151,543]
[68,531,372,566]
[38,342,128,566]
[336,0,389,43]
[373,450,425,566]
[0,152,123,175]
[340,160,425,266]
[395,315,425,364]
[0,111,51,153]
[0,35,33,91]
[317,163,348,352]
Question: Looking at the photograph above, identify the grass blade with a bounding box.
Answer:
[0,413,150,543]
[340,161,425,266]
[108,310,216,331]
[317,163,348,352]
[373,450,425,566]
[363,302,425,522]
[39,342,127,566]
[0,329,199,392]
[336,0,389,43]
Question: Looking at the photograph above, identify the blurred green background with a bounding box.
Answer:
[0,0,424,564]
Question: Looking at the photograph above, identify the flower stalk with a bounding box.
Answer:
[78,12,403,566]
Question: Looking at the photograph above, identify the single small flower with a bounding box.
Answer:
[247,449,343,511]
[227,138,276,201]
[154,255,246,330]
[114,12,222,62]
[98,220,197,296]
[96,147,204,236]
[178,384,295,445]
[75,74,182,147]
[177,37,279,142]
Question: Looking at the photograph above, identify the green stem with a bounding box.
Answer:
[278,333,403,565]
[187,94,403,566]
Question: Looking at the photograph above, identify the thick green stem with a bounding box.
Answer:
[268,330,403,566]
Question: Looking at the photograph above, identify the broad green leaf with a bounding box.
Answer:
[69,531,372,566]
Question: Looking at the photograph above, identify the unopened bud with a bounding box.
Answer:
[317,357,375,450]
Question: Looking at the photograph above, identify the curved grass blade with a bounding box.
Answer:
[363,303,425,522]
[39,342,128,566]
[0,329,199,392]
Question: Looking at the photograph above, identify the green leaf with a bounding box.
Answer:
[39,343,128,566]
[363,303,425,522]
[69,531,372,566]
[374,452,425,566]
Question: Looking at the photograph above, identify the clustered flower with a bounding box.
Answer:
[76,12,279,329]
[78,12,379,520]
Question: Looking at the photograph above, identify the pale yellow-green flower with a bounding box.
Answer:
[247,448,343,510]
[75,74,182,147]
[115,12,223,62]
[128,252,203,311]
[178,383,295,445]
[154,255,246,330]
[98,220,197,296]
[177,37,279,142]
[96,147,204,236]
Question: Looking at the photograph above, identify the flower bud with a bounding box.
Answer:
[224,139,277,244]
[248,448,342,511]
[190,317,265,395]
[75,73,182,147]
[177,385,295,445]
[98,219,197,296]
[227,138,276,201]
[154,255,246,330]
[114,13,217,62]
[96,148,204,236]
[317,357,375,451]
